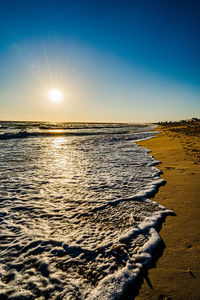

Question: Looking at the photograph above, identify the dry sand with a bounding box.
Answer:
[135,123,200,300]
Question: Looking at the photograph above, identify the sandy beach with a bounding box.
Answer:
[136,122,200,299]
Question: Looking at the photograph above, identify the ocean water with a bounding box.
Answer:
[0,121,171,299]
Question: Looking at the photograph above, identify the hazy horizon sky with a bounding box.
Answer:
[0,0,200,123]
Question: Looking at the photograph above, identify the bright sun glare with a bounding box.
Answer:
[48,89,62,102]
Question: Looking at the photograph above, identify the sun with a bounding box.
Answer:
[48,89,62,102]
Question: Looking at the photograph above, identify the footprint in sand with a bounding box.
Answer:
[177,168,185,173]
[191,149,200,153]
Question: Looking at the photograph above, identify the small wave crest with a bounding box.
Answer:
[0,129,138,140]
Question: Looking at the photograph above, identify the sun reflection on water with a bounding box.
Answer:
[50,137,69,169]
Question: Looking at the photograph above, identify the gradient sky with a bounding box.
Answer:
[0,0,200,123]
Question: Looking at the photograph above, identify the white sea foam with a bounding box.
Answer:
[0,122,172,299]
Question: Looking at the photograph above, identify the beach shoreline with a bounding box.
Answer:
[135,123,200,299]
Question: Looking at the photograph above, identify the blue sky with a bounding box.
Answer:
[0,0,200,122]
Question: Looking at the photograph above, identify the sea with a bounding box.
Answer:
[0,121,171,300]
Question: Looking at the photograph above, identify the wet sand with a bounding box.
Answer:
[136,123,200,300]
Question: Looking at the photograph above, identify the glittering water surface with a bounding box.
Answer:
[0,122,170,299]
